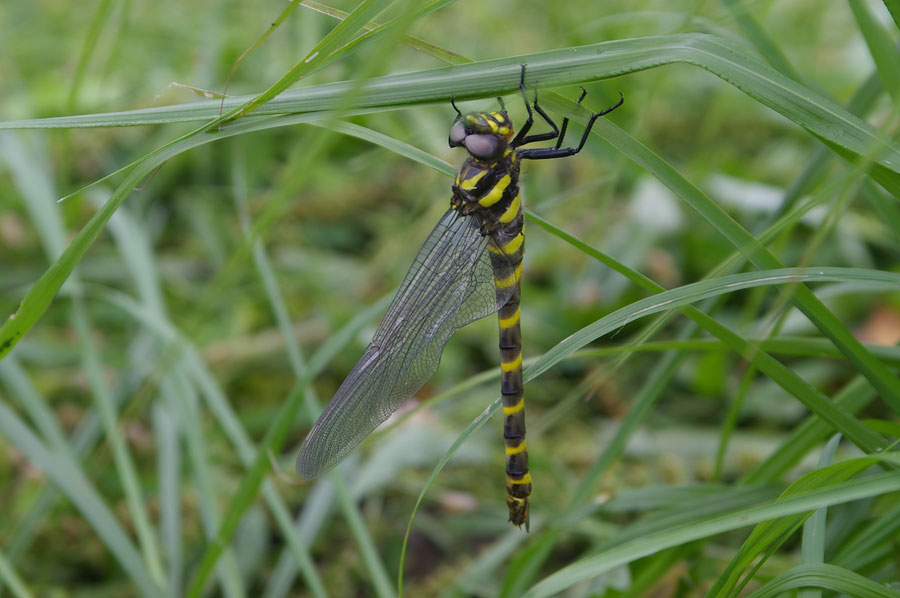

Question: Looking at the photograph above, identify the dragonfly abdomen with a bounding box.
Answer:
[486,180,530,530]
[497,278,530,529]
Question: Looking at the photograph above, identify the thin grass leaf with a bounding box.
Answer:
[173,286,395,596]
[65,0,115,111]
[545,102,900,417]
[850,0,900,103]
[526,267,900,381]
[0,357,70,452]
[523,459,900,598]
[6,31,900,364]
[0,402,165,597]
[101,188,330,597]
[235,0,397,117]
[152,404,183,595]
[2,34,897,191]
[799,434,842,598]
[601,485,784,549]
[71,300,167,587]
[232,148,340,598]
[1,130,167,586]
[744,376,877,484]
[718,0,802,81]
[710,456,881,598]
[862,180,900,244]
[166,370,245,598]
[884,0,900,30]
[832,497,900,570]
[299,0,468,64]
[400,267,896,590]
[0,550,32,598]
[744,563,900,598]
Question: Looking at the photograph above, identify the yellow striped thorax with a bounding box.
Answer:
[449,110,524,238]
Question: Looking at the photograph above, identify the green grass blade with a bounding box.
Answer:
[743,376,877,484]
[526,267,900,380]
[849,0,900,103]
[152,404,183,594]
[236,0,396,117]
[65,0,114,111]
[884,0,900,30]
[3,33,898,188]
[718,0,802,81]
[799,434,842,598]
[299,0,468,65]
[710,456,880,597]
[744,564,900,598]
[71,301,167,587]
[545,102,900,417]
[523,459,900,598]
[167,371,245,597]
[832,497,900,570]
[0,550,32,598]
[0,402,165,597]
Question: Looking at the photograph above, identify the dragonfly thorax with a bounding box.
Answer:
[449,110,515,163]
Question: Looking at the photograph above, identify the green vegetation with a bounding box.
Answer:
[2,0,900,596]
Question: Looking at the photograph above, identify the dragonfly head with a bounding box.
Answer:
[449,111,514,162]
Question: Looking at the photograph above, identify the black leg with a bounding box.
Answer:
[516,93,563,146]
[450,96,461,117]
[555,87,588,149]
[510,64,537,146]
[512,65,567,147]
[518,92,624,160]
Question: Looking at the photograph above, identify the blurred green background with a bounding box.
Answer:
[2,0,900,596]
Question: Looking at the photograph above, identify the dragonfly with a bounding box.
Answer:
[297,64,623,530]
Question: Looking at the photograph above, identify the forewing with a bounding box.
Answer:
[297,209,515,478]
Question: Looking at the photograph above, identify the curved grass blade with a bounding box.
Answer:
[541,97,900,418]
[525,267,900,382]
[523,459,900,598]
[850,0,900,103]
[0,402,165,597]
[743,564,900,598]
[398,266,899,591]
[3,33,898,190]
[235,0,396,118]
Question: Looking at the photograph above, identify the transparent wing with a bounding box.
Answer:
[297,209,517,478]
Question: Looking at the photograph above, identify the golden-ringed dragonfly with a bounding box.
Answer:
[297,65,623,530]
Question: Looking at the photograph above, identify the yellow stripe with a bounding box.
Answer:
[499,307,520,329]
[505,441,527,455]
[502,397,524,415]
[487,118,498,133]
[508,473,532,485]
[460,169,486,191]
[501,353,522,372]
[498,191,522,224]
[494,263,522,289]
[478,175,511,207]
[503,232,524,255]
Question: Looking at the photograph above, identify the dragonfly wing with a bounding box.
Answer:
[297,209,515,479]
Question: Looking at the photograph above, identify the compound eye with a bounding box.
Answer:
[449,121,467,147]
[464,134,505,161]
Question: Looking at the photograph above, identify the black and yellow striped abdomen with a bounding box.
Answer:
[452,140,530,529]
[494,256,529,529]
